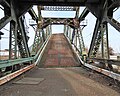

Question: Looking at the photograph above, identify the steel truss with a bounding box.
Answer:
[86,0,120,70]
[42,6,76,11]
[0,0,120,81]
[64,7,86,58]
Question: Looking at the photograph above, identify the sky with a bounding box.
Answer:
[0,6,120,53]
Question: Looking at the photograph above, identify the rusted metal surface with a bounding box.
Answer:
[0,64,36,85]
[39,33,79,67]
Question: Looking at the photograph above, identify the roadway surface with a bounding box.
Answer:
[39,33,79,67]
[0,34,120,96]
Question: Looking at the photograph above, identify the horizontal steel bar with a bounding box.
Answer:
[43,18,73,20]
[43,6,76,11]
[89,58,120,66]
[0,64,35,85]
[82,61,120,81]
[18,0,100,6]
[0,57,34,68]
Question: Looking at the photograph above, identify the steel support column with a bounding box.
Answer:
[88,19,101,57]
[18,17,30,57]
[9,21,17,59]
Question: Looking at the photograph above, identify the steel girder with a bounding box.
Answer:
[17,0,100,6]
[88,19,101,57]
[43,18,74,28]
[87,0,120,58]
[86,0,120,70]
[88,22,109,58]
[64,7,86,57]
[0,0,31,59]
[31,6,52,55]
[18,17,30,57]
[31,28,44,55]
[77,27,86,55]
[31,24,52,56]
[42,6,76,11]
[9,21,17,59]
[0,0,120,73]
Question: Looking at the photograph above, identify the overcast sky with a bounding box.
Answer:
[0,6,120,53]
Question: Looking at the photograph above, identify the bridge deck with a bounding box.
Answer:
[0,34,119,96]
[39,33,79,67]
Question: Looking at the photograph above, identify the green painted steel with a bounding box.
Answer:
[0,34,51,69]
[0,57,34,69]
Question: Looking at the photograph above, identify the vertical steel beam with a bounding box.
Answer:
[71,28,75,43]
[101,27,104,58]
[64,24,66,36]
[49,24,52,35]
[68,26,71,40]
[104,23,113,70]
[42,29,45,42]
[75,29,77,48]
[9,0,18,59]
[88,19,101,57]
[9,21,17,59]
[46,26,48,38]
[32,28,41,55]
[31,5,46,54]
[66,25,69,37]
[77,27,85,55]
[75,7,79,18]
[18,17,30,57]
[106,23,110,59]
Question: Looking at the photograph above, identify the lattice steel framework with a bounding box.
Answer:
[43,6,76,11]
[0,0,120,76]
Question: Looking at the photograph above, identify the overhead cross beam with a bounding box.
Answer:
[42,6,76,11]
[41,18,86,29]
[17,0,100,6]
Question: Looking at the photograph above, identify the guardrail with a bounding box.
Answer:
[0,57,34,69]
[65,33,120,81]
[0,34,51,69]
[0,34,51,85]
[89,58,120,66]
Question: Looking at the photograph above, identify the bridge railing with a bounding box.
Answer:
[0,25,52,77]
[63,24,120,81]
